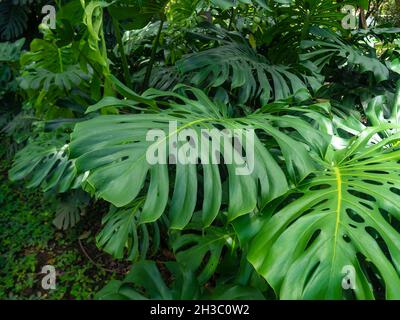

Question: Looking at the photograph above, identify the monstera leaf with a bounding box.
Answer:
[0,38,25,62]
[364,87,400,134]
[95,260,264,300]
[244,125,400,299]
[69,80,329,230]
[19,38,88,91]
[301,27,390,83]
[53,189,90,230]
[173,227,232,284]
[96,203,161,260]
[95,260,199,300]
[9,133,84,193]
[175,35,320,104]
[0,2,28,40]
[332,83,400,143]
[263,0,350,63]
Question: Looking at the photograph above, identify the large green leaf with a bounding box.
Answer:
[95,260,198,300]
[332,83,400,142]
[263,0,349,62]
[95,259,264,299]
[175,33,320,104]
[53,189,90,230]
[96,202,160,260]
[301,27,390,83]
[19,38,88,91]
[70,84,329,229]
[0,2,28,40]
[245,126,400,299]
[81,0,110,68]
[9,133,84,193]
[173,227,232,284]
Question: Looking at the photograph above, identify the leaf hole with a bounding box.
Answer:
[359,201,373,210]
[309,184,330,191]
[305,229,321,250]
[342,234,351,243]
[364,170,389,174]
[362,179,383,186]
[347,189,376,202]
[389,187,400,196]
[346,208,365,223]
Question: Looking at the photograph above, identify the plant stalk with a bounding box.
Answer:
[112,16,132,88]
[228,8,235,31]
[143,19,164,90]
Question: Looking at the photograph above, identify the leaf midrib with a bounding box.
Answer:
[331,166,342,268]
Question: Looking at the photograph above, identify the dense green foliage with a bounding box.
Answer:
[0,155,129,299]
[1,0,400,300]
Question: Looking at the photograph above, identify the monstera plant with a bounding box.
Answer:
[68,78,328,228]
[241,125,400,299]
[5,0,400,300]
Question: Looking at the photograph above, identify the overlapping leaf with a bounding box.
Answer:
[9,133,85,193]
[19,38,88,91]
[245,126,400,299]
[70,81,329,230]
[173,227,232,284]
[95,259,264,300]
[301,27,390,83]
[176,36,320,104]
[53,189,90,230]
[0,2,28,40]
[96,202,161,260]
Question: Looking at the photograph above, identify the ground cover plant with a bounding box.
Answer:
[0,0,400,300]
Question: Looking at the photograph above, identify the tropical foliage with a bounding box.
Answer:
[2,0,400,300]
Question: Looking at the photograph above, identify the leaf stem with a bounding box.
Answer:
[112,16,132,88]
[228,8,235,31]
[57,48,64,73]
[143,19,164,90]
